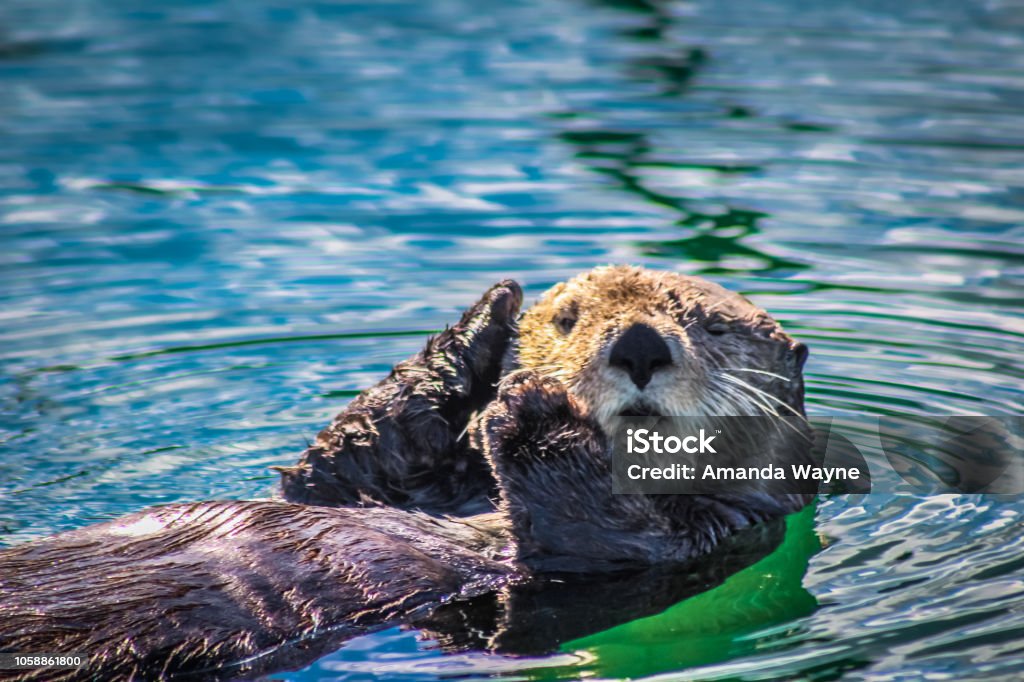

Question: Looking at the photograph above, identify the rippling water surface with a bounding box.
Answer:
[1,0,1023,679]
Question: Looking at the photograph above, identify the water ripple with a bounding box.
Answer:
[0,0,1022,679]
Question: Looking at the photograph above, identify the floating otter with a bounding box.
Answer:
[281,266,811,566]
[0,266,812,681]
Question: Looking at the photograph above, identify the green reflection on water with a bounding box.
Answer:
[561,504,820,678]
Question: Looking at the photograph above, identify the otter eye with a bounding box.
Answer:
[705,319,731,335]
[552,309,577,335]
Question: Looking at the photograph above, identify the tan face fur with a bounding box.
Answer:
[517,265,808,433]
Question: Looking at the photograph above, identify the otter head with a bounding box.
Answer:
[516,265,808,433]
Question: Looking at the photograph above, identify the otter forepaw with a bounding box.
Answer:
[495,370,578,424]
[281,280,522,511]
[478,371,631,568]
[479,370,597,466]
[425,280,523,391]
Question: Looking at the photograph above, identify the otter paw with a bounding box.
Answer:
[479,370,589,463]
[478,279,523,329]
[455,279,522,338]
[460,279,523,344]
[496,369,575,419]
[426,279,523,387]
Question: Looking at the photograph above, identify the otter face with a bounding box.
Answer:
[517,266,808,434]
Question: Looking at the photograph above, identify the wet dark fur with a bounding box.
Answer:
[0,268,812,680]
[0,502,515,681]
[479,371,809,572]
[278,280,522,514]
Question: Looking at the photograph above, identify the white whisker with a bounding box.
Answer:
[716,372,811,441]
[721,368,791,382]
[719,374,805,420]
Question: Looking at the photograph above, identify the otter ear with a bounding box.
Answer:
[790,341,809,372]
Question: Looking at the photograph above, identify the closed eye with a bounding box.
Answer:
[553,310,577,335]
[705,319,731,335]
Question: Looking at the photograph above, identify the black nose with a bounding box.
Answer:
[609,323,673,390]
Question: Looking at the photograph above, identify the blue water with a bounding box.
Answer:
[1,0,1023,679]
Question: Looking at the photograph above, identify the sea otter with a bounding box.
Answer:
[0,266,812,681]
[281,266,811,566]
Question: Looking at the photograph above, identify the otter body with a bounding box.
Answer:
[0,266,813,680]
[0,501,514,681]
